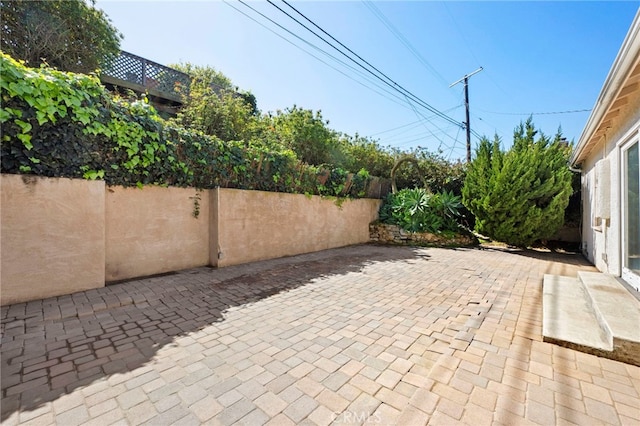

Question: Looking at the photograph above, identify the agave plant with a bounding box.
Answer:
[429,190,463,230]
[380,188,462,233]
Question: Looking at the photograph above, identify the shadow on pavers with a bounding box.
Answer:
[478,245,592,275]
[0,244,423,420]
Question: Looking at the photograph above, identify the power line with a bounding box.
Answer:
[477,108,592,116]
[447,125,464,161]
[470,128,483,140]
[362,1,451,90]
[443,3,514,104]
[442,89,465,152]
[403,93,461,153]
[377,127,446,144]
[389,126,460,148]
[382,124,460,144]
[443,3,482,67]
[370,103,464,153]
[473,114,509,140]
[232,0,463,125]
[368,119,429,136]
[229,0,429,113]
[369,105,463,137]
[229,0,466,154]
[373,99,460,153]
[270,0,463,129]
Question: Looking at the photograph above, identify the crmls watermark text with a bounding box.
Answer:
[331,411,383,423]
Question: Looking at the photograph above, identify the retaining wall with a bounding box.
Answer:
[216,188,380,267]
[105,186,210,282]
[1,175,106,304]
[0,174,380,304]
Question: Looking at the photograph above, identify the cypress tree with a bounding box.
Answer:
[462,135,501,234]
[462,119,573,247]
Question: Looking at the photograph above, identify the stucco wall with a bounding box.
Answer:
[580,97,640,276]
[0,174,105,305]
[105,186,210,282]
[1,177,381,304]
[215,188,381,267]
[581,147,621,275]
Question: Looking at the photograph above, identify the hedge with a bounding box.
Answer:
[0,52,371,197]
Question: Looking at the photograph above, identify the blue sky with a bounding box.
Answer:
[97,1,639,160]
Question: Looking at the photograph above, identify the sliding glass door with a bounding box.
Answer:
[623,141,640,290]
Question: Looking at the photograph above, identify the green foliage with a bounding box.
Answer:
[270,106,340,166]
[462,119,573,247]
[0,52,372,198]
[430,190,464,231]
[315,167,370,199]
[379,188,463,234]
[337,134,395,178]
[239,92,258,116]
[190,190,202,218]
[392,148,467,195]
[564,171,582,227]
[461,136,501,232]
[387,149,473,229]
[348,168,371,198]
[172,63,234,92]
[0,0,122,73]
[161,64,395,184]
[0,53,173,185]
[171,63,258,142]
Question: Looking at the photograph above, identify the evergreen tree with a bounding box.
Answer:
[0,0,122,73]
[462,119,573,247]
[462,135,501,233]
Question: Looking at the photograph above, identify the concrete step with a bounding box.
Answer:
[578,271,640,365]
[542,273,640,366]
[542,275,611,351]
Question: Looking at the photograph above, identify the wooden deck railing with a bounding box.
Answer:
[100,51,191,103]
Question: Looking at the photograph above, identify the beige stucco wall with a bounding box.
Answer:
[105,185,210,281]
[0,174,105,305]
[215,188,381,267]
[1,177,380,304]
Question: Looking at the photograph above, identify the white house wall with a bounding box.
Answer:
[582,140,621,275]
[581,94,640,276]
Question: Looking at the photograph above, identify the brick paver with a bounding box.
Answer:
[2,244,639,425]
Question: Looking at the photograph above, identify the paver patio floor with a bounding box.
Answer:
[1,244,639,425]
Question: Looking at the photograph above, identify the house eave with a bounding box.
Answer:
[571,9,640,167]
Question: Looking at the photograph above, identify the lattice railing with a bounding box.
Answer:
[102,51,191,97]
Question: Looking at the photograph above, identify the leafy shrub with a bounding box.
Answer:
[0,53,372,198]
[0,0,122,73]
[379,188,463,233]
[0,52,170,184]
[346,168,371,198]
[337,134,394,178]
[317,167,348,197]
[462,120,573,247]
[391,148,467,195]
[269,106,340,166]
[170,63,258,142]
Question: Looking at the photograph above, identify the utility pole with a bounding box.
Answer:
[450,67,483,163]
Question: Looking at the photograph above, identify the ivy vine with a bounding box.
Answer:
[0,52,372,198]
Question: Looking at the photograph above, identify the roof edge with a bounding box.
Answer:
[570,8,640,166]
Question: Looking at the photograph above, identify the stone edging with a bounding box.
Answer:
[369,222,478,247]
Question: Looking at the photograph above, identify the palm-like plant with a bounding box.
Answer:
[381,188,462,233]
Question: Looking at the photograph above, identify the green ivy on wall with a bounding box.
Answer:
[0,52,372,198]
